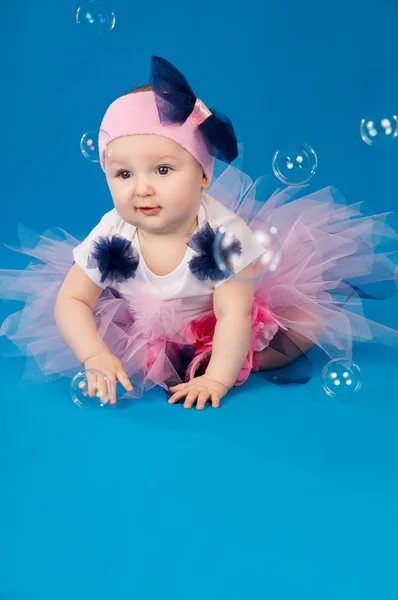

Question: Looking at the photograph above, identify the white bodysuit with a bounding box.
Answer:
[73,192,266,326]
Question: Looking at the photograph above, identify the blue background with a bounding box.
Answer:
[1,1,398,598]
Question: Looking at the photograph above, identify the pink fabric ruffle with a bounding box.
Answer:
[182,296,281,385]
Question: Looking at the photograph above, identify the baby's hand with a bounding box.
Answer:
[168,375,229,410]
[84,351,133,404]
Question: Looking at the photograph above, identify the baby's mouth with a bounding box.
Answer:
[138,206,161,214]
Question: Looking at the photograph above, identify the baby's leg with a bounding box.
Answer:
[254,306,321,371]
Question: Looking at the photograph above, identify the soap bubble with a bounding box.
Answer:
[212,221,282,283]
[76,1,116,35]
[70,368,112,408]
[272,143,318,185]
[321,359,362,399]
[80,129,112,163]
[360,114,398,146]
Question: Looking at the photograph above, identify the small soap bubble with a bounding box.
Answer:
[272,143,318,185]
[360,114,398,146]
[212,221,283,283]
[76,1,116,35]
[80,129,112,163]
[320,359,362,399]
[70,368,112,408]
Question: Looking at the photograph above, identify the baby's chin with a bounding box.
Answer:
[120,211,167,232]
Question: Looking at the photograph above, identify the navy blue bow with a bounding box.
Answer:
[150,56,238,164]
[87,234,139,284]
[187,221,242,282]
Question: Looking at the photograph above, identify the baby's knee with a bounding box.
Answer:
[278,305,322,341]
[253,304,323,373]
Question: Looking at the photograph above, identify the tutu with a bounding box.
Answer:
[1,163,398,399]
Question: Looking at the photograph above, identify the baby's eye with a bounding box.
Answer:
[117,170,131,180]
[157,166,173,175]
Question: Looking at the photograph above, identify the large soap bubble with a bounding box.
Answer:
[360,114,398,147]
[212,222,282,283]
[70,368,112,408]
[272,143,318,185]
[80,129,112,163]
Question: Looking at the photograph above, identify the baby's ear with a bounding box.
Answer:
[202,174,210,190]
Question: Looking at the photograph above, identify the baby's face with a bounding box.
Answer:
[104,135,209,235]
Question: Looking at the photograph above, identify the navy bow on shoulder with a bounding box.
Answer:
[150,56,238,164]
[87,234,139,284]
[187,221,242,283]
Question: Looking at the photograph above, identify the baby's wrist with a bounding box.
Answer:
[82,352,98,365]
[203,371,232,390]
[81,346,110,365]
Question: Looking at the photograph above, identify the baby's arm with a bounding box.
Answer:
[204,264,254,389]
[55,264,134,402]
[54,263,108,363]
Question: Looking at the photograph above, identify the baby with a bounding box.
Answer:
[2,56,395,409]
[54,57,317,409]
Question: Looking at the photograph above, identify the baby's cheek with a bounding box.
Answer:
[167,197,197,216]
[113,199,133,218]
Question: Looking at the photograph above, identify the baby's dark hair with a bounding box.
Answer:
[123,84,153,95]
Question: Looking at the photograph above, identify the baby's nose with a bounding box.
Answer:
[135,177,154,194]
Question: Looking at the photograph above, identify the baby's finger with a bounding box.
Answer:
[183,390,199,410]
[86,371,97,397]
[196,391,210,410]
[104,373,117,405]
[96,373,108,404]
[211,393,221,409]
[167,390,185,404]
[167,393,183,404]
[117,370,134,392]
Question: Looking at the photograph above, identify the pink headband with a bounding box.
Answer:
[98,56,238,183]
[99,90,215,181]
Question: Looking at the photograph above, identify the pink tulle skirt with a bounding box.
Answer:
[1,164,398,399]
